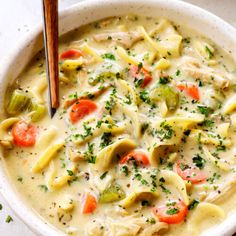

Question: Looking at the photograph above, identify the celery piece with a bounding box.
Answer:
[99,183,126,203]
[7,89,30,115]
[150,85,179,111]
[30,102,46,122]
[61,58,83,71]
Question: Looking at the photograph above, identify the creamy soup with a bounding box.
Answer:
[1,15,236,236]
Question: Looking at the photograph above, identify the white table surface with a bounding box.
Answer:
[0,0,235,235]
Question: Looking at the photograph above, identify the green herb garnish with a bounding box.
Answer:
[102,53,116,60]
[100,171,108,180]
[188,199,199,210]
[5,215,13,223]
[38,185,48,192]
[166,208,179,215]
[192,154,206,169]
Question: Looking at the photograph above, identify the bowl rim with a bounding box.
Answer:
[0,0,236,236]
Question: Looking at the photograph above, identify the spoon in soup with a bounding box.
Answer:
[42,0,59,118]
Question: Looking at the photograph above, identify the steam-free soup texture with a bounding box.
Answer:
[1,15,236,236]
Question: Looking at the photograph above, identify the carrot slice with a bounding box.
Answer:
[177,84,200,100]
[82,192,97,214]
[60,49,83,60]
[187,85,200,100]
[12,120,37,147]
[120,150,149,166]
[175,161,207,184]
[152,200,188,224]
[130,65,152,88]
[176,84,186,91]
[69,99,97,124]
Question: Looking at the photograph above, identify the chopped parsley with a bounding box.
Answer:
[88,155,96,164]
[147,217,156,224]
[105,97,116,115]
[159,177,165,183]
[139,90,151,104]
[134,173,142,181]
[38,185,48,192]
[100,132,113,149]
[67,170,74,176]
[166,201,177,207]
[74,123,93,140]
[68,92,78,100]
[179,163,190,171]
[84,143,96,164]
[159,76,169,84]
[100,171,108,180]
[166,208,179,215]
[216,145,226,152]
[192,154,206,169]
[207,172,221,184]
[201,119,214,128]
[87,93,95,99]
[197,105,212,117]
[121,165,129,176]
[176,69,181,76]
[141,179,149,185]
[5,215,13,223]
[124,94,132,105]
[96,120,103,128]
[156,121,174,141]
[102,53,116,60]
[188,199,199,210]
[160,184,171,194]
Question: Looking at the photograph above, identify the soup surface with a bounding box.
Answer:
[1,15,236,236]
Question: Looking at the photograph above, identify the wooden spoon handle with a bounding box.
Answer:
[42,0,59,110]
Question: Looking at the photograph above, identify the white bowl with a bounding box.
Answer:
[0,0,236,235]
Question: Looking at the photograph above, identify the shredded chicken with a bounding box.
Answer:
[86,215,168,236]
[93,31,142,49]
[181,57,230,89]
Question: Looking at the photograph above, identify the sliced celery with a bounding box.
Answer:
[7,89,30,115]
[150,85,179,111]
[61,58,83,71]
[30,102,46,122]
[99,183,126,203]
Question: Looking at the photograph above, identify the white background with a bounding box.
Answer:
[0,0,235,235]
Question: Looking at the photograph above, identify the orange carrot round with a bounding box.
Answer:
[152,200,188,224]
[69,99,97,124]
[120,150,149,166]
[12,120,37,147]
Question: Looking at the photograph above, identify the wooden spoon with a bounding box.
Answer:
[42,0,59,117]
